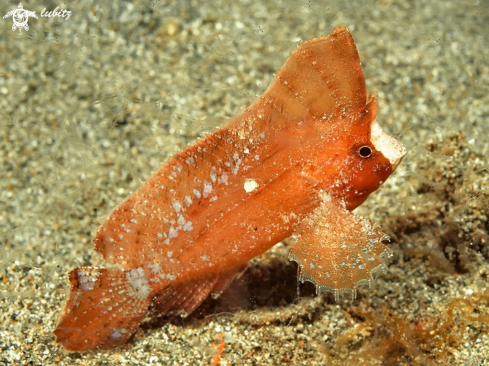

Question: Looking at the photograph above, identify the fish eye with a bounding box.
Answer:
[358,146,372,158]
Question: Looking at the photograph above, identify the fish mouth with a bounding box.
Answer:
[370,120,406,168]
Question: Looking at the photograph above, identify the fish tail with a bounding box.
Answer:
[54,267,152,351]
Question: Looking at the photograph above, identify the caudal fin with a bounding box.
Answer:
[54,267,152,351]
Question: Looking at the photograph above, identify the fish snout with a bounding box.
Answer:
[370,121,406,169]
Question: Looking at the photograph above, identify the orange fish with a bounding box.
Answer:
[54,26,405,351]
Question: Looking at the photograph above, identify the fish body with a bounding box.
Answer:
[55,26,406,351]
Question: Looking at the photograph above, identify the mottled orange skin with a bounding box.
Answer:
[55,27,402,351]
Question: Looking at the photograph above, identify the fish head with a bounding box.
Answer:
[318,93,406,210]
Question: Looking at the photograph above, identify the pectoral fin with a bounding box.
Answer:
[289,194,391,301]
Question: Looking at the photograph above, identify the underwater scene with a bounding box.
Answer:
[1,0,488,365]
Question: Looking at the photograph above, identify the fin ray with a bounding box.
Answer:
[289,193,391,299]
[154,266,247,316]
[54,267,152,351]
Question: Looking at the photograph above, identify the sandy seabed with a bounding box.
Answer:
[1,0,489,365]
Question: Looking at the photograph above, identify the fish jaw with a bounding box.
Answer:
[370,120,406,170]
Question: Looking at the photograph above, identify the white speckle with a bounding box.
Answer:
[168,226,178,239]
[177,215,186,226]
[176,164,183,172]
[203,182,213,198]
[126,267,151,300]
[167,251,173,258]
[118,234,123,239]
[185,156,195,164]
[201,255,209,262]
[111,328,125,339]
[210,172,217,183]
[172,171,177,178]
[254,155,260,161]
[260,132,265,138]
[244,148,250,154]
[157,233,163,238]
[220,173,229,185]
[129,218,138,224]
[161,272,176,281]
[244,179,259,193]
[183,221,193,231]
[233,159,242,175]
[225,161,231,167]
[148,263,161,274]
[310,263,315,269]
[193,189,201,199]
[172,199,182,213]
[121,223,133,233]
[77,270,100,291]
[233,152,240,161]
[210,196,218,202]
[185,195,193,207]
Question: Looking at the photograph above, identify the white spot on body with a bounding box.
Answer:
[200,255,209,262]
[148,263,161,274]
[168,226,178,239]
[167,251,173,258]
[172,199,182,213]
[203,182,213,198]
[126,267,151,300]
[183,221,193,231]
[177,215,186,226]
[233,159,242,175]
[185,195,193,207]
[220,173,229,185]
[111,328,125,339]
[244,179,259,193]
[193,189,201,199]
